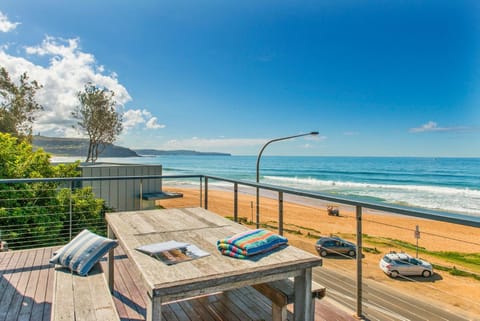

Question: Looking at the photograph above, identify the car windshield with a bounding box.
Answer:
[383,256,392,263]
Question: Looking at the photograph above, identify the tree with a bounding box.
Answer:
[72,83,123,163]
[0,132,77,248]
[0,67,43,141]
[0,133,107,249]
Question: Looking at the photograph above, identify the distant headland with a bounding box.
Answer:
[32,136,231,157]
[135,149,230,156]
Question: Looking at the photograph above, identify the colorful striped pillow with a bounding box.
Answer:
[50,229,118,276]
[217,229,288,258]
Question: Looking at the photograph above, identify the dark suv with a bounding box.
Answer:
[315,236,356,257]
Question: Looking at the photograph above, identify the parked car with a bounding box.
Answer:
[315,236,356,257]
[379,252,433,278]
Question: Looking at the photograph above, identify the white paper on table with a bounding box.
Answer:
[136,240,190,255]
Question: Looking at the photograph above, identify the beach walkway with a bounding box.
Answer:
[0,246,357,321]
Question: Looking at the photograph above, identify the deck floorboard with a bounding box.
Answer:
[0,247,357,321]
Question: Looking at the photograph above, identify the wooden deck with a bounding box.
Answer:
[0,247,357,321]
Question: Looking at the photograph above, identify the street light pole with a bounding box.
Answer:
[255,131,319,228]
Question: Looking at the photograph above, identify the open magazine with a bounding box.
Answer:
[136,240,210,265]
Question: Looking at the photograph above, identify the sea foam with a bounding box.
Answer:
[263,175,480,216]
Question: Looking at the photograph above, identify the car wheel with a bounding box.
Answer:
[422,270,431,278]
[390,270,399,278]
[348,250,356,257]
[320,250,328,257]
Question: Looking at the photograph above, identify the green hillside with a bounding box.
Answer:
[32,136,139,157]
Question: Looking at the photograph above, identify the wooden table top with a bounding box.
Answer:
[106,207,322,301]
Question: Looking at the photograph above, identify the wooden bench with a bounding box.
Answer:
[253,279,326,321]
[52,262,119,321]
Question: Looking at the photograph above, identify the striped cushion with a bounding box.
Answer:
[217,229,288,258]
[50,229,118,276]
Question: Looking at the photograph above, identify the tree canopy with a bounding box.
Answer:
[0,133,106,249]
[0,67,43,141]
[72,83,123,163]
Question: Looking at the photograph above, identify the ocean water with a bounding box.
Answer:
[54,156,480,216]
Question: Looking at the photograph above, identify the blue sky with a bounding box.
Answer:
[0,1,479,156]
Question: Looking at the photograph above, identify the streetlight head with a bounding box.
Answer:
[310,131,319,135]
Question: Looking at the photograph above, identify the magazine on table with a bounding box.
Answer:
[136,240,209,265]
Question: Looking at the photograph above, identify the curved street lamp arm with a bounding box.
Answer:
[255,131,318,228]
[256,131,318,182]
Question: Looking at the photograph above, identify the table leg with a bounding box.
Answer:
[107,224,115,293]
[294,267,313,321]
[147,293,162,321]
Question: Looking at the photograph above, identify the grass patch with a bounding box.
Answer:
[436,252,480,265]
[363,247,381,254]
[432,264,480,281]
[361,234,480,274]
[284,229,303,235]
[305,232,322,239]
[286,223,322,234]
[449,267,480,280]
[362,235,426,251]
[225,216,253,225]
[260,223,303,235]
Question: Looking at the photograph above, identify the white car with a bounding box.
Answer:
[379,252,433,278]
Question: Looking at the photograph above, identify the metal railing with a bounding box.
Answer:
[0,175,202,249]
[1,174,479,320]
[202,175,480,319]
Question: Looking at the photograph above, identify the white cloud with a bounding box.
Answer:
[146,117,164,129]
[409,121,468,133]
[123,109,165,130]
[0,36,162,137]
[123,109,148,128]
[0,12,20,32]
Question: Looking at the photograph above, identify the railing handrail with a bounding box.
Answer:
[0,174,204,184]
[204,175,480,228]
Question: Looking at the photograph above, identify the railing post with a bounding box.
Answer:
[278,191,284,236]
[234,182,238,222]
[69,180,74,241]
[204,177,208,209]
[199,177,203,208]
[139,179,143,210]
[256,186,260,229]
[356,205,363,319]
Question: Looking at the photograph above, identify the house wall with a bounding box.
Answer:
[80,163,162,211]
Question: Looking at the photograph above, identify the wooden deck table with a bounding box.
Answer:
[105,207,323,321]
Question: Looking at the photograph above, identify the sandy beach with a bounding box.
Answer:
[159,186,480,318]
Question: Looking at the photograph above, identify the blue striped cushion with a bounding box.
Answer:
[50,229,118,276]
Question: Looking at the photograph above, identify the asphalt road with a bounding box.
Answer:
[312,267,476,321]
